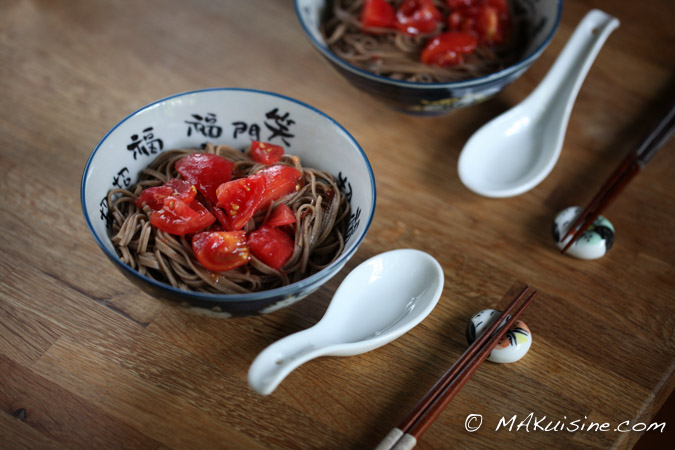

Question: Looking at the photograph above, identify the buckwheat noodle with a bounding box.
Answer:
[106,143,351,294]
[322,0,527,83]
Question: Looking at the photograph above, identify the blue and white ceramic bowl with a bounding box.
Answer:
[81,88,376,317]
[295,0,562,115]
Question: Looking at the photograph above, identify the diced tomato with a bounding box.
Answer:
[421,32,477,66]
[448,10,469,31]
[395,0,442,36]
[361,0,396,29]
[135,185,173,210]
[250,141,284,165]
[250,165,302,211]
[211,206,230,229]
[449,5,483,33]
[175,153,234,205]
[135,179,197,210]
[150,196,216,235]
[247,226,294,270]
[475,6,499,42]
[266,204,297,227]
[447,0,510,45]
[164,179,198,203]
[476,4,509,44]
[192,231,250,272]
[446,0,475,8]
[484,0,508,13]
[448,0,507,13]
[215,176,265,230]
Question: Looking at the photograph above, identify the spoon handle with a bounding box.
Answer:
[248,328,329,395]
[527,10,619,114]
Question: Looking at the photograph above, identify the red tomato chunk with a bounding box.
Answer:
[421,32,477,66]
[361,0,396,29]
[395,0,442,36]
[446,0,511,45]
[164,179,198,202]
[135,179,197,210]
[150,197,216,236]
[192,231,250,272]
[251,165,303,211]
[250,141,284,165]
[266,204,297,227]
[215,176,265,230]
[248,226,295,270]
[135,185,173,210]
[176,153,234,204]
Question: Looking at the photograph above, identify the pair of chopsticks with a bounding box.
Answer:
[560,98,675,254]
[375,286,537,450]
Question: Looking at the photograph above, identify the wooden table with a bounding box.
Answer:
[1,0,674,448]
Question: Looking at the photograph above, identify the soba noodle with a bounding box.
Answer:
[322,0,527,83]
[106,143,351,294]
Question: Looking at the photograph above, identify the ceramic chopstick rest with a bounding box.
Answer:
[466,309,532,363]
[552,206,615,260]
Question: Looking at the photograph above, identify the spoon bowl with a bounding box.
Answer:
[248,249,444,395]
[458,10,620,198]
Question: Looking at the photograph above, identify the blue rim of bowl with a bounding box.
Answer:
[81,87,377,305]
[294,0,563,90]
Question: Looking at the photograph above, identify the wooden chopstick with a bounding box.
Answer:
[560,98,675,254]
[375,286,537,450]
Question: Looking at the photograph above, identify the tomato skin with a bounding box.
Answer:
[247,226,295,270]
[446,0,510,45]
[448,10,472,32]
[475,4,509,44]
[395,0,442,36]
[164,179,198,203]
[266,204,297,227]
[135,185,173,210]
[215,176,265,230]
[192,231,250,272]
[211,206,230,230]
[150,196,216,235]
[175,153,234,204]
[476,6,499,42]
[134,178,198,210]
[361,0,396,29]
[446,0,475,8]
[251,165,302,211]
[484,0,508,13]
[447,0,508,13]
[421,32,477,66]
[250,141,284,165]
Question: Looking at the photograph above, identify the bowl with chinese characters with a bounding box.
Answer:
[81,88,376,317]
[295,0,562,115]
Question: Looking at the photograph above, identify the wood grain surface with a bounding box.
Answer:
[1,0,674,448]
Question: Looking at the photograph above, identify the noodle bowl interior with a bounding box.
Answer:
[322,0,529,83]
[107,142,350,294]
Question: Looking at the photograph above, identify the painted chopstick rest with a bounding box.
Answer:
[466,309,532,363]
[553,206,615,260]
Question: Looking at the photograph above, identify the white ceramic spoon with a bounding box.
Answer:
[248,249,444,395]
[458,9,620,198]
